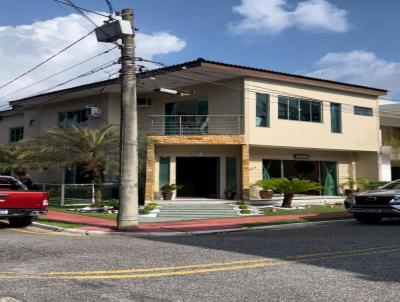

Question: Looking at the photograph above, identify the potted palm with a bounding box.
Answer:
[256,180,274,200]
[224,185,236,200]
[259,178,322,208]
[340,177,369,196]
[160,184,182,200]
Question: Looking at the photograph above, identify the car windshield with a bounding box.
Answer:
[381,180,400,190]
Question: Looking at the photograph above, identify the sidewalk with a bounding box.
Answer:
[44,210,351,233]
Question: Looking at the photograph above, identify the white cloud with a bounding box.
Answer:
[0,13,186,106]
[230,0,349,35]
[309,50,399,95]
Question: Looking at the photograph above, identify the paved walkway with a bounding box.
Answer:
[44,210,350,233]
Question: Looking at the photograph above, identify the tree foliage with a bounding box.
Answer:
[257,178,322,208]
[0,144,31,179]
[24,125,119,205]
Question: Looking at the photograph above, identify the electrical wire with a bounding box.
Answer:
[141,62,400,120]
[52,0,113,18]
[62,0,121,47]
[0,46,117,101]
[104,0,115,14]
[0,59,118,110]
[0,29,95,92]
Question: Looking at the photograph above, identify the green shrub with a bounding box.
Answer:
[235,201,245,205]
[139,207,150,215]
[239,204,248,210]
[160,184,182,193]
[147,204,157,210]
[240,209,252,215]
[101,199,119,207]
[364,181,390,190]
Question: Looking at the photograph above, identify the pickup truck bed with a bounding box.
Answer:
[0,176,48,227]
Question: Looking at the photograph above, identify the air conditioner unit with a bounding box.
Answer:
[87,106,102,118]
[137,97,153,107]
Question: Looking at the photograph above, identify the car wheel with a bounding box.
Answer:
[8,217,33,228]
[353,213,382,224]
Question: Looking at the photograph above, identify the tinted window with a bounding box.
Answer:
[256,93,269,127]
[354,106,373,116]
[9,127,24,143]
[278,97,288,119]
[330,103,342,133]
[278,96,322,123]
[381,180,400,190]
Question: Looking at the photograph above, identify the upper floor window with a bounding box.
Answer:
[58,109,88,128]
[354,106,373,117]
[9,127,24,143]
[278,96,322,123]
[256,93,270,127]
[330,103,342,133]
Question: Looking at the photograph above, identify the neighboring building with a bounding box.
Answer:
[0,58,388,200]
[379,101,400,181]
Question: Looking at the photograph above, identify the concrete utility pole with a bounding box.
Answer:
[117,8,139,230]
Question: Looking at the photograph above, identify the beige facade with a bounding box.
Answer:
[0,59,387,200]
[244,78,380,151]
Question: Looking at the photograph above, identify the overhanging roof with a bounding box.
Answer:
[8,58,388,109]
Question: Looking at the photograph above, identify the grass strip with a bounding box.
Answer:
[241,216,352,228]
[36,218,87,229]
[263,205,346,216]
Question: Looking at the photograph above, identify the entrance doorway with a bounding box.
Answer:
[176,157,219,198]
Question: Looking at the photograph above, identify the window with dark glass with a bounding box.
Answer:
[278,97,288,119]
[256,93,269,127]
[58,109,89,128]
[9,127,24,143]
[354,106,373,116]
[311,101,322,122]
[278,96,322,123]
[330,103,342,133]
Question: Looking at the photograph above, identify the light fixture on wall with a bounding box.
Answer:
[154,87,195,97]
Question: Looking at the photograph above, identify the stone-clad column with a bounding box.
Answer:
[241,144,250,201]
[145,143,155,202]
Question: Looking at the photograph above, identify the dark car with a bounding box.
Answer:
[349,179,400,223]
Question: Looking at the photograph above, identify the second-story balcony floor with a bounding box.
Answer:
[147,115,244,136]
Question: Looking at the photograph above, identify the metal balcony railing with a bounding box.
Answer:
[148,115,244,135]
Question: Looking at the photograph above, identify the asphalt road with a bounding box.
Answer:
[1,219,400,302]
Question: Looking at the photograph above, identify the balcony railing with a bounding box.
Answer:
[148,115,244,135]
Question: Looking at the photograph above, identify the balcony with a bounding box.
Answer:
[148,115,244,135]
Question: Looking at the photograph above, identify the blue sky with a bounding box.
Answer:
[0,0,400,103]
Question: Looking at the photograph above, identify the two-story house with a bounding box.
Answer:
[0,58,387,201]
[379,101,400,181]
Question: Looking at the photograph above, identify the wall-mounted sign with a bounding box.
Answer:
[191,152,205,156]
[293,154,310,160]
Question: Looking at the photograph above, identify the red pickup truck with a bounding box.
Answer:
[0,176,48,227]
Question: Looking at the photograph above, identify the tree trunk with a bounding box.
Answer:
[94,184,102,207]
[281,193,294,208]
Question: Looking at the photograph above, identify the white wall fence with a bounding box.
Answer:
[33,183,119,207]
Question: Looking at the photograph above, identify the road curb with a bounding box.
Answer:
[32,218,352,237]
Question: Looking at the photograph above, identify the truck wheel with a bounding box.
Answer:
[8,217,33,228]
[353,214,382,224]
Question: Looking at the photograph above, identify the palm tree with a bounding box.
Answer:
[26,125,119,206]
[257,178,322,208]
[0,144,31,180]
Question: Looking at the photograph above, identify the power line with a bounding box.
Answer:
[0,46,117,101]
[62,0,120,47]
[52,0,112,18]
[143,62,400,119]
[0,29,95,92]
[104,0,115,14]
[0,59,118,110]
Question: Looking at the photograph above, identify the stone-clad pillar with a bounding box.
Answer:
[145,143,155,202]
[241,144,250,201]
